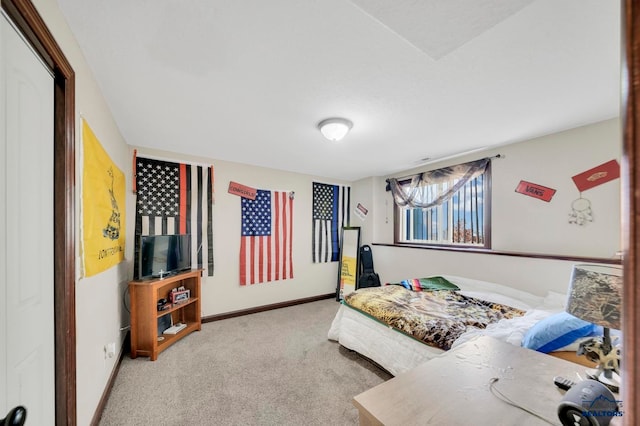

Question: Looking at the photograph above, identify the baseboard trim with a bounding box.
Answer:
[202,293,335,323]
[90,331,130,426]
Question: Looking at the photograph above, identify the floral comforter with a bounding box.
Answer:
[343,285,526,351]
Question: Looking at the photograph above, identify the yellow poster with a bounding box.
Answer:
[82,119,126,277]
[339,255,357,297]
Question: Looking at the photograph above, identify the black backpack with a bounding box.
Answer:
[357,245,381,289]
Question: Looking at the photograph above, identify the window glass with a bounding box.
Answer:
[396,165,489,247]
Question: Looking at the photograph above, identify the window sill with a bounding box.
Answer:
[373,243,621,265]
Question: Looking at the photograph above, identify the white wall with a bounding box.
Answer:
[356,119,622,296]
[31,1,133,424]
[129,148,350,316]
[350,178,376,243]
[371,246,582,296]
[491,119,620,257]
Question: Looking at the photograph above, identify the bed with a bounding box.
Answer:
[328,275,598,376]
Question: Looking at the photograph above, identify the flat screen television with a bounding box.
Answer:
[136,234,191,280]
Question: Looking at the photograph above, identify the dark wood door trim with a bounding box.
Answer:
[1,0,77,424]
[623,1,639,424]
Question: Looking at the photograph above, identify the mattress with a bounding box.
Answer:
[344,284,527,351]
[327,275,558,376]
[328,301,443,376]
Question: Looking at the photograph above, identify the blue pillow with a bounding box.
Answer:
[522,312,596,353]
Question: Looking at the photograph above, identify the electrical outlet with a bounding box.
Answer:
[105,342,116,359]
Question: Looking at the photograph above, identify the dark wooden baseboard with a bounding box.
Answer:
[90,331,130,426]
[202,293,335,323]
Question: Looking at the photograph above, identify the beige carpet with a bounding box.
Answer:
[99,298,392,425]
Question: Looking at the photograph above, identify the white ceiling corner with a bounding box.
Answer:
[348,0,536,59]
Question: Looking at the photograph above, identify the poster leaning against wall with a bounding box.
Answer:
[336,226,360,301]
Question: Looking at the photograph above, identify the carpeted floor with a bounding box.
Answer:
[99,298,392,425]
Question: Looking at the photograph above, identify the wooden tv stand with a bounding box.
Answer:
[129,269,202,361]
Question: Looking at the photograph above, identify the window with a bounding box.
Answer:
[388,158,491,248]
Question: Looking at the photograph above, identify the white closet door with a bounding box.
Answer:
[1,12,55,425]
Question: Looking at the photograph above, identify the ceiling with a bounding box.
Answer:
[56,0,621,181]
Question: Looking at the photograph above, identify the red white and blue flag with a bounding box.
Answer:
[312,182,350,263]
[240,189,294,285]
[134,157,214,276]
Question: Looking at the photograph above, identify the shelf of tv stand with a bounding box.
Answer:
[157,298,199,318]
[129,269,202,361]
[155,320,199,351]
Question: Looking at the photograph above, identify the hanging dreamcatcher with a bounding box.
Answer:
[568,196,593,226]
[568,160,620,227]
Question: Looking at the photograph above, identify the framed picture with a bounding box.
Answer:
[170,289,190,304]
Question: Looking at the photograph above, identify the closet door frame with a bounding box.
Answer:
[1,0,76,424]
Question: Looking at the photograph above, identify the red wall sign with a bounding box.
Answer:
[228,181,257,199]
[571,159,620,192]
[515,180,556,202]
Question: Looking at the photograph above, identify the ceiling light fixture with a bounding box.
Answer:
[318,118,353,142]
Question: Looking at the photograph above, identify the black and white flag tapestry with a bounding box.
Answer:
[312,182,350,263]
[134,157,214,277]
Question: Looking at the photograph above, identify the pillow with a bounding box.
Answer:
[555,327,623,352]
[440,275,544,308]
[522,312,596,353]
[391,276,460,291]
[538,291,567,311]
[458,290,533,311]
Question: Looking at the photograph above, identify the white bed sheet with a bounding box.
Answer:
[327,275,558,376]
[327,302,443,376]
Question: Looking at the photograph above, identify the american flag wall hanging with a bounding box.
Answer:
[312,182,351,263]
[239,189,294,285]
[134,157,215,277]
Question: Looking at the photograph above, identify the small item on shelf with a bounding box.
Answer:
[163,323,187,335]
[157,298,170,311]
[170,288,191,304]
